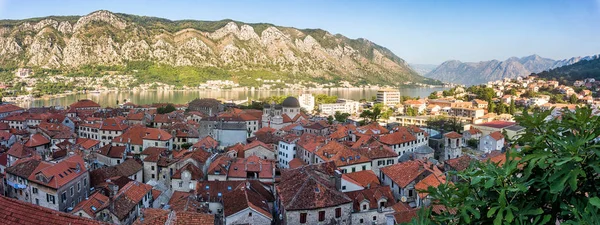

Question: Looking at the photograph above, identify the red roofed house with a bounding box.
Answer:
[0,194,104,225]
[315,141,371,174]
[380,160,442,207]
[345,186,397,225]
[242,140,275,160]
[340,170,382,193]
[414,173,447,207]
[69,99,101,111]
[222,182,273,225]
[226,156,276,183]
[171,163,204,192]
[275,162,353,225]
[71,191,110,219]
[142,127,174,151]
[0,104,24,119]
[17,155,90,212]
[443,132,463,161]
[107,181,153,224]
[478,131,505,153]
[25,133,51,159]
[378,128,418,158]
[96,145,127,167]
[98,117,129,147]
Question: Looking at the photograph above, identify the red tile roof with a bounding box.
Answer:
[0,195,105,225]
[477,121,516,129]
[445,155,473,171]
[24,133,50,147]
[288,158,306,169]
[227,156,275,180]
[379,130,417,145]
[76,138,100,150]
[380,160,438,188]
[97,145,126,158]
[99,117,129,131]
[7,142,34,159]
[134,208,214,225]
[342,170,381,188]
[489,131,505,141]
[315,141,370,167]
[172,163,204,180]
[28,155,87,189]
[193,136,218,150]
[415,173,447,198]
[0,104,23,113]
[444,131,462,139]
[222,184,272,219]
[277,162,351,211]
[113,181,153,220]
[345,186,396,211]
[72,191,110,218]
[70,99,101,109]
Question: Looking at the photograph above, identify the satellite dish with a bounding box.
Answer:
[401,196,408,202]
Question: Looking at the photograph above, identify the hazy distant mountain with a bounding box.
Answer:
[536,55,600,82]
[409,64,438,75]
[425,54,598,85]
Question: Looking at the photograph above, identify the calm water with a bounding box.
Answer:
[24,87,448,108]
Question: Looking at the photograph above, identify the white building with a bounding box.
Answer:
[479,131,505,153]
[298,93,315,112]
[319,99,360,116]
[277,135,299,168]
[376,89,401,107]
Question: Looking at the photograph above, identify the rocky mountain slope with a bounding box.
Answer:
[535,55,600,82]
[425,54,597,85]
[0,10,437,86]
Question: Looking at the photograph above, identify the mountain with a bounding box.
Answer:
[425,54,597,85]
[535,55,600,82]
[0,10,438,86]
[409,63,438,75]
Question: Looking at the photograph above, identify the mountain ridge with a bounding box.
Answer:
[0,10,440,86]
[425,54,599,85]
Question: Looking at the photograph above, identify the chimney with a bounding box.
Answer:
[334,170,343,191]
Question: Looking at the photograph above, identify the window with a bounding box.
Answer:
[61,192,67,203]
[248,212,252,217]
[342,186,346,190]
[318,211,325,221]
[152,174,155,179]
[84,178,87,187]
[300,213,307,223]
[362,204,367,210]
[335,207,341,218]
[77,182,81,191]
[409,190,413,197]
[70,187,74,196]
[151,166,155,170]
[32,187,38,194]
[360,219,364,223]
[178,182,183,188]
[373,216,377,221]
[35,198,39,205]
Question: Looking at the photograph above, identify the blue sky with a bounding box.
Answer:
[0,0,599,64]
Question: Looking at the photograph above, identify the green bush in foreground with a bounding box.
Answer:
[406,107,600,225]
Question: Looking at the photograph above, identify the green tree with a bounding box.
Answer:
[488,101,496,114]
[327,115,334,124]
[405,107,600,225]
[569,94,579,104]
[157,104,176,114]
[509,98,516,115]
[428,93,439,99]
[497,102,506,114]
[334,111,350,123]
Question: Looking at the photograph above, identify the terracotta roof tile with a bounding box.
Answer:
[277,162,351,210]
[345,186,396,211]
[342,170,381,188]
[0,195,105,225]
[444,131,462,139]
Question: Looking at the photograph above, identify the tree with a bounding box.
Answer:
[497,102,506,114]
[509,98,516,115]
[334,111,350,123]
[406,107,417,116]
[569,94,579,104]
[487,101,496,114]
[405,107,600,225]
[428,93,439,99]
[157,104,176,114]
[327,115,334,124]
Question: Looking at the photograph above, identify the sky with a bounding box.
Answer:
[0,0,599,65]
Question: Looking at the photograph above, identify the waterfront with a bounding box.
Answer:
[23,87,449,108]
